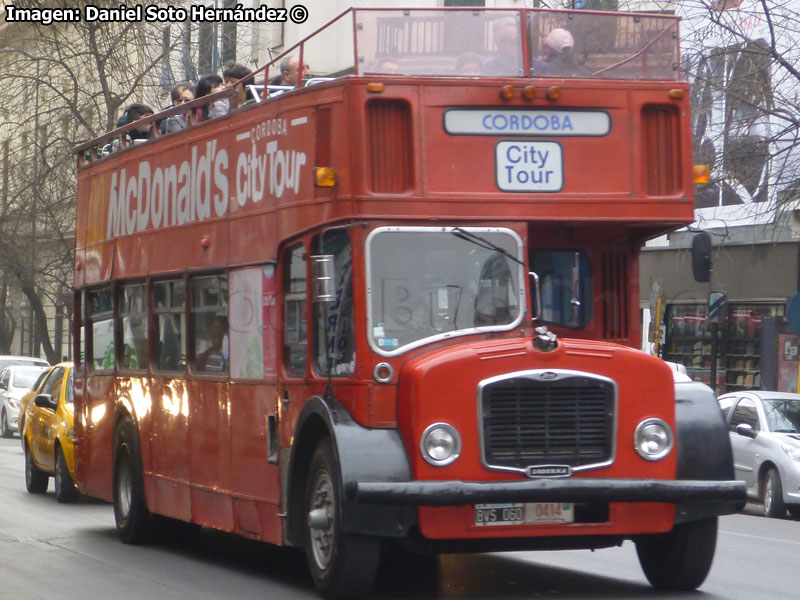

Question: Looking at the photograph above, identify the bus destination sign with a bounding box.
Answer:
[444,109,610,137]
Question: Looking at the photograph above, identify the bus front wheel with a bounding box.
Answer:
[635,516,718,590]
[304,437,380,600]
[113,416,154,544]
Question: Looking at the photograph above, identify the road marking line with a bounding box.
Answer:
[721,530,800,546]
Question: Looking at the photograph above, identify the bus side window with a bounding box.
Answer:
[530,250,592,329]
[87,287,114,371]
[283,243,307,377]
[190,274,229,374]
[151,279,186,373]
[118,283,148,371]
[312,230,354,377]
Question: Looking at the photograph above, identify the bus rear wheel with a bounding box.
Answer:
[635,516,717,591]
[113,416,154,544]
[304,437,380,600]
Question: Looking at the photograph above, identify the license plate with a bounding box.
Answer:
[474,502,574,526]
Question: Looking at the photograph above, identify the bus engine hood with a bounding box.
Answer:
[396,337,676,481]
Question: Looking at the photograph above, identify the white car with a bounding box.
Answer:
[0,365,49,437]
[718,391,800,518]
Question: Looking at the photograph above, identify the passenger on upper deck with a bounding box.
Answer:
[223,64,256,107]
[269,55,310,87]
[482,17,522,76]
[455,52,483,76]
[367,56,401,75]
[535,28,591,78]
[124,103,155,141]
[164,84,195,134]
[196,74,228,120]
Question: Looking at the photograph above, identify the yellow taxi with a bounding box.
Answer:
[22,362,78,503]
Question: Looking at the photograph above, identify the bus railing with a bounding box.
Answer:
[75,6,681,166]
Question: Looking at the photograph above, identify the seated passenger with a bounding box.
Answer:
[194,315,228,372]
[196,74,228,120]
[125,103,155,141]
[269,55,310,86]
[455,52,483,76]
[223,64,255,108]
[473,253,515,327]
[536,28,591,78]
[483,18,522,76]
[106,103,154,154]
[367,56,401,75]
[164,85,195,134]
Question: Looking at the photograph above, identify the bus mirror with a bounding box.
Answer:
[529,271,542,321]
[310,255,336,303]
[691,232,712,283]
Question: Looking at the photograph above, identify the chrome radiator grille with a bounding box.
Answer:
[480,372,615,471]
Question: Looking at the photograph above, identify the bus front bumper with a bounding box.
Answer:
[347,478,746,506]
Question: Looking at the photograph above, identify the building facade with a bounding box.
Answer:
[641,0,800,393]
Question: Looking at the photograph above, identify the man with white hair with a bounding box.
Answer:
[537,27,591,77]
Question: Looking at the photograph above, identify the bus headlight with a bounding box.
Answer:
[634,418,673,461]
[420,423,461,466]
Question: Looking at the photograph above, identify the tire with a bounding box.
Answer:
[1,409,11,438]
[113,416,154,544]
[24,441,49,494]
[788,506,800,519]
[378,541,439,595]
[763,468,787,518]
[635,517,718,591]
[55,446,78,503]
[304,437,380,600]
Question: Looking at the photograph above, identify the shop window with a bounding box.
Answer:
[663,302,784,392]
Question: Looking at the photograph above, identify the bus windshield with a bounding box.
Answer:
[367,227,524,355]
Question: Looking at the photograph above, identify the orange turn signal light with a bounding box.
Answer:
[668,89,685,100]
[693,165,710,184]
[315,167,337,187]
[522,86,536,101]
[546,86,561,101]
[499,85,515,100]
[366,82,385,93]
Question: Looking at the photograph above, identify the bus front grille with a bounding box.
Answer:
[479,372,616,473]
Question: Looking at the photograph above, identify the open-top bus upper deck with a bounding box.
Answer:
[74,6,692,289]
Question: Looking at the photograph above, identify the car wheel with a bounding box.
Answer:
[763,468,787,518]
[55,446,78,503]
[787,506,800,519]
[304,437,380,600]
[24,441,49,494]
[113,416,154,544]
[635,517,717,590]
[1,409,11,438]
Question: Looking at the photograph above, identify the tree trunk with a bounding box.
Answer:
[20,283,57,363]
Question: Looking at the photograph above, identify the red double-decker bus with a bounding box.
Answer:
[73,7,743,599]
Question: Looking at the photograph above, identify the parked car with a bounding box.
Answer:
[0,365,49,437]
[718,391,800,518]
[0,355,49,371]
[21,362,78,503]
[16,369,51,446]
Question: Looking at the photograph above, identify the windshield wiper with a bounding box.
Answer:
[451,227,524,267]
